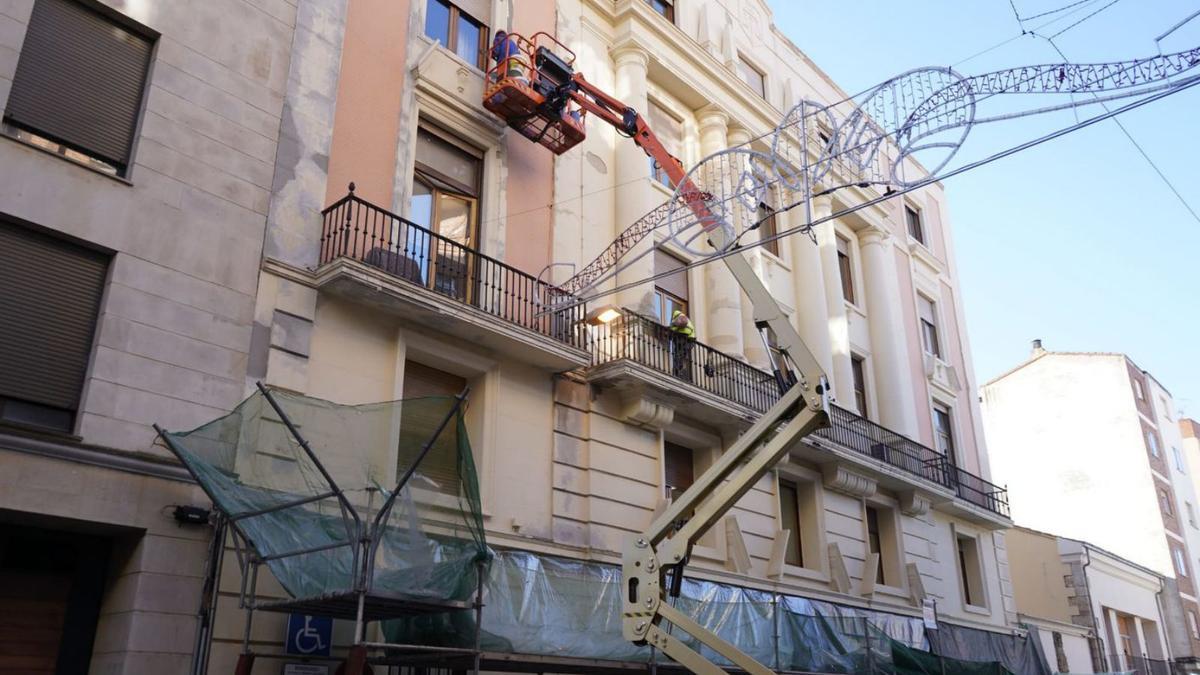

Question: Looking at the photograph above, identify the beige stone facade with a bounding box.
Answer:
[0,0,1016,672]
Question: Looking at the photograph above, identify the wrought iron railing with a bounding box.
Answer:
[1108,654,1172,675]
[587,315,1009,518]
[320,188,586,348]
[588,310,781,413]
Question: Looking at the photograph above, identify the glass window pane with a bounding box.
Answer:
[436,194,472,245]
[424,0,451,45]
[779,481,802,567]
[456,14,482,67]
[406,180,435,283]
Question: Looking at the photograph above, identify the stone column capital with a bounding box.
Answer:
[810,194,834,219]
[859,224,891,248]
[611,44,650,70]
[696,106,730,132]
[727,124,752,147]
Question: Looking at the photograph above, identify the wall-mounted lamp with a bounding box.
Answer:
[585,306,622,325]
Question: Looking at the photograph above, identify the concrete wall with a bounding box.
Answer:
[1008,529,1075,625]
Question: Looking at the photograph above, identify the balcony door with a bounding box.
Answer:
[409,125,482,302]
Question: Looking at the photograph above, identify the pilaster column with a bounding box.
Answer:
[814,196,853,403]
[788,202,834,382]
[727,125,768,369]
[696,108,744,359]
[1107,608,1124,670]
[612,46,656,314]
[859,226,919,436]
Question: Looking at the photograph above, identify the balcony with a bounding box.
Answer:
[316,191,590,371]
[585,310,781,426]
[584,311,1010,522]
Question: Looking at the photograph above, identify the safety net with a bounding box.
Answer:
[158,388,487,606]
[385,549,1044,674]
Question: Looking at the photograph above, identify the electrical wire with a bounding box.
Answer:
[1018,0,1097,23]
[1048,0,1123,38]
[548,73,1200,314]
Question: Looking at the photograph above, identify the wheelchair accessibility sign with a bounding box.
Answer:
[285,613,332,657]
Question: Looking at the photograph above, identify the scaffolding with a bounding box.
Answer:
[154,383,488,674]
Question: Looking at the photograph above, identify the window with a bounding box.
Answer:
[756,188,780,257]
[851,355,869,417]
[1174,546,1189,577]
[933,403,957,465]
[653,250,689,325]
[1134,378,1146,400]
[424,0,488,70]
[664,441,695,503]
[918,295,942,358]
[1174,446,1186,473]
[736,55,766,98]
[645,0,674,22]
[400,361,467,494]
[865,506,884,585]
[0,218,109,433]
[3,0,155,177]
[647,101,683,189]
[836,235,856,304]
[1146,429,1160,458]
[957,533,985,607]
[1186,501,1197,528]
[779,480,804,567]
[905,205,925,244]
[1189,611,1200,639]
[406,125,483,300]
[1159,488,1174,516]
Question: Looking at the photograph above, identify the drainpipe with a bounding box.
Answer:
[1080,546,1108,672]
[1153,574,1173,664]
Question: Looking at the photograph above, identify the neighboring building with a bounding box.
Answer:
[1007,527,1181,674]
[0,0,296,671]
[983,343,1200,665]
[0,0,1017,671]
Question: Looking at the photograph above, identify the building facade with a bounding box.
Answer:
[983,344,1200,666]
[0,0,1016,672]
[0,0,299,671]
[1008,526,1182,674]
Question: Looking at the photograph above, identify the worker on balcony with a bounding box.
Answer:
[669,309,695,381]
[490,30,524,81]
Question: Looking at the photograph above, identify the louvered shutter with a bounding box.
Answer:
[400,361,467,494]
[4,0,153,169]
[0,219,109,414]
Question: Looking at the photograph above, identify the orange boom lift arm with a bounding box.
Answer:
[484,32,831,675]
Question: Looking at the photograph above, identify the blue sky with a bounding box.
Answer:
[770,0,1200,416]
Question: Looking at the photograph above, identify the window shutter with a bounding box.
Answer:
[918,296,936,324]
[654,249,689,302]
[648,102,684,158]
[415,126,482,195]
[4,0,153,168]
[0,219,108,413]
[400,361,467,494]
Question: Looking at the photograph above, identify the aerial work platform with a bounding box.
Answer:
[483,32,587,155]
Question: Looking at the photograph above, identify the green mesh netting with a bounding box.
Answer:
[161,388,487,604]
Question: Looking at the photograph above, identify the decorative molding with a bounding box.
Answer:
[859,553,879,598]
[924,353,961,394]
[828,542,851,593]
[898,489,932,516]
[907,562,927,605]
[1,432,193,483]
[724,516,753,574]
[821,463,878,498]
[619,392,675,430]
[767,529,790,579]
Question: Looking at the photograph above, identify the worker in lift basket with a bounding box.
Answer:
[669,309,695,381]
[490,30,525,81]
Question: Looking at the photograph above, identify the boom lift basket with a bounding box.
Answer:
[483,32,587,155]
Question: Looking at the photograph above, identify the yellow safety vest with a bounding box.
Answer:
[670,311,695,338]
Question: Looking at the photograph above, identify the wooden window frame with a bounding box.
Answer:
[851,354,869,418]
[778,479,804,568]
[424,0,489,70]
[836,235,856,304]
[645,0,675,23]
[863,502,902,588]
[918,294,942,358]
[956,531,987,609]
[933,402,957,466]
[757,195,780,257]
[905,204,925,244]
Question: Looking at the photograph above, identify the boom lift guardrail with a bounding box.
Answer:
[483,32,831,674]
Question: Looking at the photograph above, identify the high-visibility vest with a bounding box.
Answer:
[670,311,695,338]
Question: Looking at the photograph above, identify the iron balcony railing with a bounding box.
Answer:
[589,310,781,414]
[1108,654,1172,675]
[320,189,586,348]
[588,312,1010,518]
